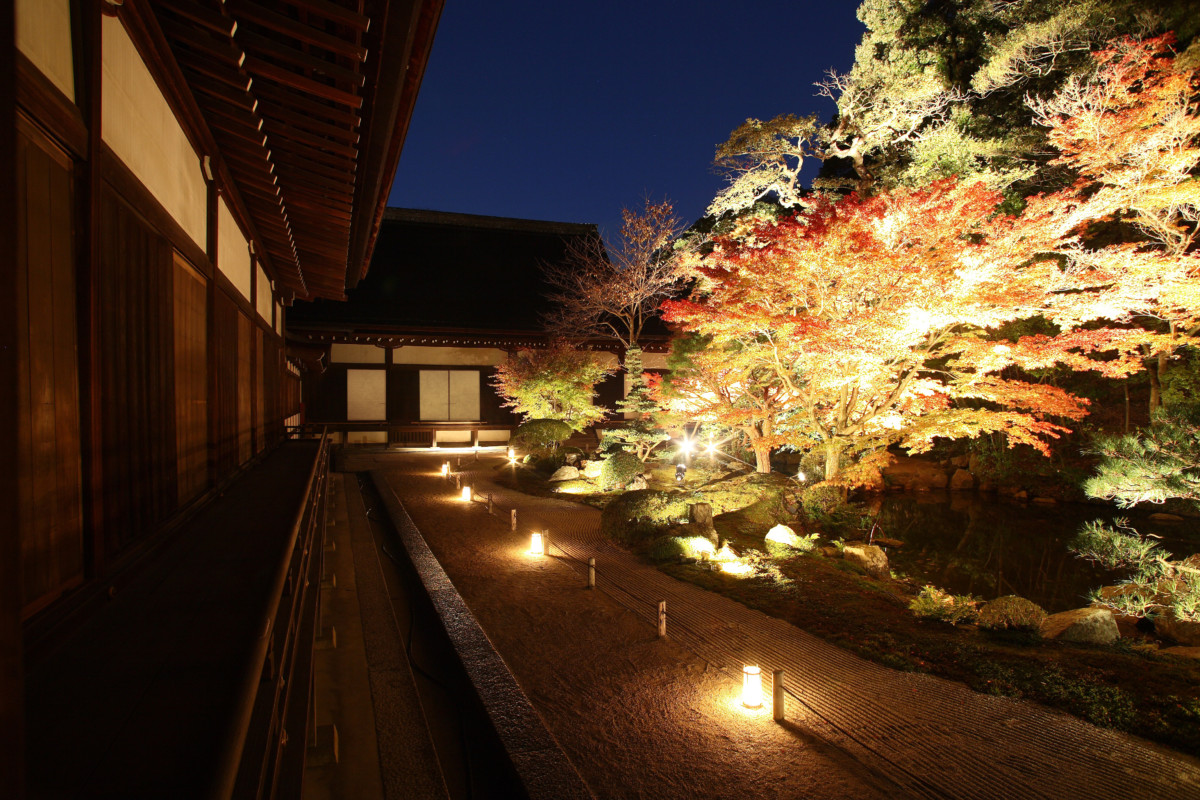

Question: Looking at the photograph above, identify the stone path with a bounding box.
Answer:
[431,456,1200,800]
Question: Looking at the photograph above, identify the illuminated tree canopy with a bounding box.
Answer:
[490,342,615,432]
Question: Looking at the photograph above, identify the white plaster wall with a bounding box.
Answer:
[434,430,472,444]
[218,198,252,302]
[256,264,272,322]
[331,343,386,364]
[393,346,506,366]
[16,0,75,101]
[346,369,386,421]
[101,16,206,247]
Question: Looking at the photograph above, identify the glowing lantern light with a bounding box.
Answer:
[530,532,544,556]
[461,485,472,502]
[679,438,694,455]
[742,665,763,708]
[441,462,450,477]
[507,447,515,460]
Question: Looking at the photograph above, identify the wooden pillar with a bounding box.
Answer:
[0,4,22,797]
[79,0,107,580]
[657,601,667,638]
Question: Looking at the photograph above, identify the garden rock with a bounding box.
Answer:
[688,503,718,544]
[843,544,889,578]
[930,471,949,490]
[1041,608,1119,645]
[1149,512,1184,522]
[548,466,581,482]
[764,524,803,548]
[628,475,648,491]
[581,460,603,479]
[950,468,975,490]
[819,546,841,558]
[1154,612,1200,646]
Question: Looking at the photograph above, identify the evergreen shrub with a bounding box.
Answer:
[600,490,690,546]
[600,451,643,490]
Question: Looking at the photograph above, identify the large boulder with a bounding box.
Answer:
[1155,612,1200,646]
[688,503,718,545]
[843,544,889,578]
[1041,608,1120,645]
[627,474,649,491]
[548,465,581,482]
[580,459,603,479]
[950,468,975,491]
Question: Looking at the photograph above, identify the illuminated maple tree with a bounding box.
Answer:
[490,341,614,432]
[655,332,801,473]
[664,179,1139,478]
[1027,34,1200,412]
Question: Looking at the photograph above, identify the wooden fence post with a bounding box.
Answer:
[455,474,461,490]
[510,509,517,531]
[657,601,667,638]
[773,669,785,722]
[588,557,595,589]
[487,493,493,514]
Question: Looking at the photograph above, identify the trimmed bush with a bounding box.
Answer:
[909,585,979,625]
[600,490,691,546]
[600,451,643,491]
[646,535,716,562]
[979,595,1047,634]
[513,419,573,452]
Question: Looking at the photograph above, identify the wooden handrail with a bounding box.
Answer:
[207,427,330,800]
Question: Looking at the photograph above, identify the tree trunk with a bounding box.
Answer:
[751,439,772,473]
[825,444,841,479]
[1147,351,1167,417]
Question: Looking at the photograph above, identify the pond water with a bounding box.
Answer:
[856,493,1200,613]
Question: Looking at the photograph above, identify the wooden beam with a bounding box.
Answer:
[157,0,238,38]
[243,56,362,109]
[253,81,360,127]
[236,30,364,88]
[272,163,354,195]
[268,138,356,173]
[260,117,358,160]
[229,0,368,62]
[284,0,371,32]
[259,103,359,145]
[157,16,244,70]
[272,150,353,183]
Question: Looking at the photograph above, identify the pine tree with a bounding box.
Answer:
[599,346,670,462]
[1073,405,1200,622]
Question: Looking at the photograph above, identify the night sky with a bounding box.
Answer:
[387,1,866,242]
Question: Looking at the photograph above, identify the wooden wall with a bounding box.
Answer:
[15,120,83,614]
[13,6,296,621]
[98,188,176,554]
[173,256,207,506]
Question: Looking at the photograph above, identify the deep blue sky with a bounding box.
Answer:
[388,2,865,242]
